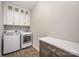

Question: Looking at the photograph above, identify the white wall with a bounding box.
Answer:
[0,1,3,56]
[31,1,79,51]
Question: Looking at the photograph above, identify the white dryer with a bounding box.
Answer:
[20,32,32,49]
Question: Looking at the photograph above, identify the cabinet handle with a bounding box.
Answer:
[47,46,56,52]
[53,50,56,52]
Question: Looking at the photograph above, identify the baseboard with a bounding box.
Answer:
[33,45,39,51]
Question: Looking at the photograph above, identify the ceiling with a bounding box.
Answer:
[6,1,38,10]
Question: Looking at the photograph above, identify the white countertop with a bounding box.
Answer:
[39,37,79,56]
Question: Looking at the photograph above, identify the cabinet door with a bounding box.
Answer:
[40,48,51,57]
[40,49,50,57]
[14,7,20,25]
[3,3,7,25]
[19,9,25,25]
[24,10,30,26]
[7,5,14,25]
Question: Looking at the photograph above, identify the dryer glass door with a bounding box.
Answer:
[23,35,31,44]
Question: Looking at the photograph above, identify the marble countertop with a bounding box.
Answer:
[39,37,79,56]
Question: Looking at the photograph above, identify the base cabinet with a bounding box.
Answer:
[40,40,77,57]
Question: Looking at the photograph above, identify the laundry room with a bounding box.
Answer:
[0,0,79,58]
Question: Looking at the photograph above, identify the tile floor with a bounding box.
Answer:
[3,47,39,57]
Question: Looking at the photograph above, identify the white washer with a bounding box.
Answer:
[3,32,20,54]
[20,32,32,49]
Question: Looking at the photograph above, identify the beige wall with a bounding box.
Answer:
[0,1,3,56]
[31,1,79,50]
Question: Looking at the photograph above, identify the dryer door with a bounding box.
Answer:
[23,35,31,44]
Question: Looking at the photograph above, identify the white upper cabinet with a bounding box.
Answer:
[3,3,7,25]
[14,7,20,25]
[19,9,25,25]
[3,3,30,26]
[3,3,14,25]
[7,5,14,25]
[24,10,30,26]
